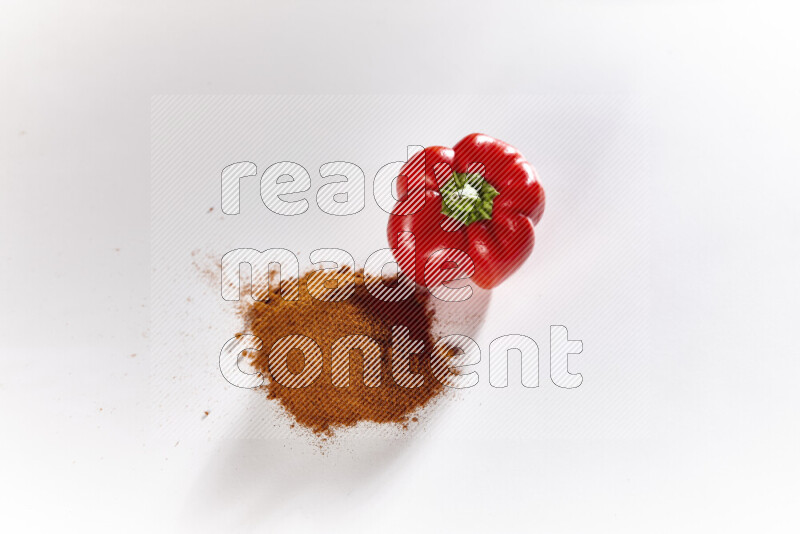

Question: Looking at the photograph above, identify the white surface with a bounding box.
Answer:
[149,95,650,444]
[2,1,799,533]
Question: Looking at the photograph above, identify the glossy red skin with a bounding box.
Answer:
[387,133,545,289]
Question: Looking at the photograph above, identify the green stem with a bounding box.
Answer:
[440,172,499,225]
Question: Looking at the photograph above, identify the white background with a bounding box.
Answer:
[149,94,651,444]
[2,1,799,533]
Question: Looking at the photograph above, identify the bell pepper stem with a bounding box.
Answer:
[440,172,499,225]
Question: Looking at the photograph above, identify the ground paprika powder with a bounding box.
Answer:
[240,268,447,435]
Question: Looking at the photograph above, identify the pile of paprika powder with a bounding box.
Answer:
[241,268,447,435]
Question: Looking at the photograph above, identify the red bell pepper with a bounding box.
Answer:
[387,133,545,290]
